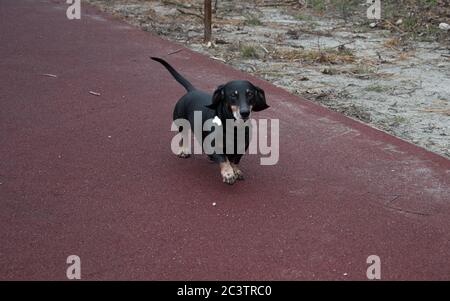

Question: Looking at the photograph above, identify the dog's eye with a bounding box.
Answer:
[246,91,254,98]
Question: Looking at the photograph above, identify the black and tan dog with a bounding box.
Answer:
[151,57,269,184]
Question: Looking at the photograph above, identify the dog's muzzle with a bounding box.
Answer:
[240,110,250,120]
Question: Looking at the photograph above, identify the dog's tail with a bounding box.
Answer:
[150,57,195,92]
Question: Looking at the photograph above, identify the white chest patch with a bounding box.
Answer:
[212,116,222,126]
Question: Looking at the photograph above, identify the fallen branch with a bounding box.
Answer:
[385,20,406,34]
[421,108,450,115]
[259,0,299,7]
[177,8,203,19]
[167,48,184,55]
[162,0,200,10]
[331,40,355,49]
[210,56,226,63]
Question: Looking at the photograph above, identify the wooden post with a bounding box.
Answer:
[204,0,212,43]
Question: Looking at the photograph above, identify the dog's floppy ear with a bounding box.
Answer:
[252,86,269,112]
[206,84,225,110]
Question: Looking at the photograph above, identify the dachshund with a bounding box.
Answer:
[151,57,269,184]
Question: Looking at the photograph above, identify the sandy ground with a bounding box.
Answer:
[86,0,450,159]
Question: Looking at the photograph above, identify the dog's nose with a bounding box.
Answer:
[240,110,250,119]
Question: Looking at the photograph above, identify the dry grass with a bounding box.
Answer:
[273,47,355,64]
[240,44,259,59]
[398,51,416,61]
[421,108,450,116]
[384,37,402,48]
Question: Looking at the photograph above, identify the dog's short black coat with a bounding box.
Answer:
[151,57,269,183]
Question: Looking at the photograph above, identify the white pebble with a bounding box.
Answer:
[212,202,217,206]
[439,23,450,31]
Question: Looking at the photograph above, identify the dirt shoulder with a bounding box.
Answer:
[86,0,450,159]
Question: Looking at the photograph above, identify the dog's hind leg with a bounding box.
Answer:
[176,125,191,158]
[173,106,191,158]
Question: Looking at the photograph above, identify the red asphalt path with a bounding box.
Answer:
[1,0,449,280]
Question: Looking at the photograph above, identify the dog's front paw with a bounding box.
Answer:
[222,171,237,185]
[234,169,244,180]
[231,165,244,180]
[220,163,237,185]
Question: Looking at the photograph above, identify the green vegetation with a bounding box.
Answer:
[240,45,259,59]
[244,14,262,26]
[365,84,388,93]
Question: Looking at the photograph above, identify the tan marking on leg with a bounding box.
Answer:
[220,160,237,184]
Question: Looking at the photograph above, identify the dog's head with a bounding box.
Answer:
[206,80,269,121]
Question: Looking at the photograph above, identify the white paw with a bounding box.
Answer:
[221,163,237,185]
[222,171,237,185]
[233,168,244,180]
[231,164,244,180]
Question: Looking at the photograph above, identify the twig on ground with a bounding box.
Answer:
[385,20,406,34]
[260,44,269,54]
[421,108,450,115]
[162,0,199,10]
[331,40,355,49]
[177,8,203,19]
[42,73,57,78]
[259,1,299,7]
[167,48,184,55]
[89,91,101,96]
[210,56,226,63]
